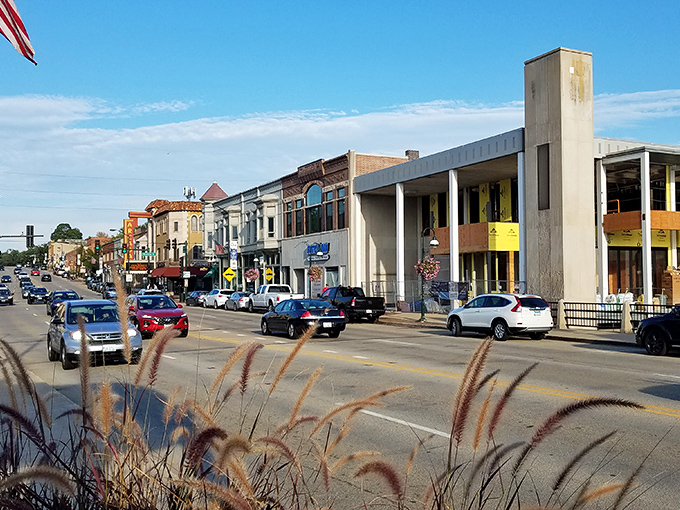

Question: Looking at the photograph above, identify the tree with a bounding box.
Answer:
[51,223,83,242]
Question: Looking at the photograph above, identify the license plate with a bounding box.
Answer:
[322,322,333,328]
[365,309,372,314]
[533,310,541,316]
[102,345,117,353]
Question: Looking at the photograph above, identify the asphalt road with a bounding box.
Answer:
[2,274,680,509]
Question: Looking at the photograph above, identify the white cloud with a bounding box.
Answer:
[1,91,679,248]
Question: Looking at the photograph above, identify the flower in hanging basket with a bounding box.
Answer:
[414,256,440,281]
[308,265,323,281]
[245,268,260,282]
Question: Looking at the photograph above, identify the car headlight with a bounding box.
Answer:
[180,313,187,318]
[69,330,83,341]
[141,315,154,319]
[127,327,139,337]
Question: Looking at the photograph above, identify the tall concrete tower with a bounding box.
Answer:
[524,48,596,301]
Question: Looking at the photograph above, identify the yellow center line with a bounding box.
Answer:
[187,332,680,419]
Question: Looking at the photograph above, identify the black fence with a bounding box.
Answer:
[547,301,674,330]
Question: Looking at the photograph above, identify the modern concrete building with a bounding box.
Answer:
[353,47,680,306]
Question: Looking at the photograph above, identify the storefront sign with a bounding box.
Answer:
[126,261,149,273]
[306,242,331,262]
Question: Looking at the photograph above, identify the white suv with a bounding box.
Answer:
[203,288,232,309]
[447,293,553,341]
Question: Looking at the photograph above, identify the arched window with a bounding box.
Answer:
[191,215,198,232]
[305,184,322,233]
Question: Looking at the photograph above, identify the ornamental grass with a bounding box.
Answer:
[0,273,655,509]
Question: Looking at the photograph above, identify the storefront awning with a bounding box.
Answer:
[150,267,181,278]
[203,266,218,278]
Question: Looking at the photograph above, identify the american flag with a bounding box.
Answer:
[214,242,225,255]
[0,0,35,64]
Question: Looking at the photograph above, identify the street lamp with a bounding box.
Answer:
[418,228,439,322]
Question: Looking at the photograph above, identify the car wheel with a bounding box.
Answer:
[47,338,58,362]
[449,317,462,337]
[529,332,546,340]
[287,322,298,339]
[643,330,669,356]
[60,343,76,370]
[248,301,254,313]
[130,351,141,364]
[261,319,271,335]
[268,302,275,312]
[202,301,207,308]
[492,320,509,341]
[328,330,340,338]
[212,301,218,309]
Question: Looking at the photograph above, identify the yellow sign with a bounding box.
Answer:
[605,229,671,248]
[265,267,274,281]
[223,268,236,281]
[487,222,520,251]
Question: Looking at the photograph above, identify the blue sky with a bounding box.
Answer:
[1,0,680,252]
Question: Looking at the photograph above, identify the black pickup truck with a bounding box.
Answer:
[318,286,385,322]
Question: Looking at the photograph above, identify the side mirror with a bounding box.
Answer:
[128,306,135,312]
[51,316,63,325]
[177,303,183,308]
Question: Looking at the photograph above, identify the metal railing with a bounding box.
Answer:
[548,301,673,330]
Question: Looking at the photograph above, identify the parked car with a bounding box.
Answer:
[46,290,81,316]
[203,288,232,309]
[635,306,680,355]
[27,286,49,304]
[249,284,304,312]
[225,291,252,311]
[0,287,13,306]
[447,293,553,341]
[185,290,207,307]
[125,294,188,339]
[47,299,143,370]
[41,273,52,282]
[1,275,11,284]
[260,299,346,339]
[318,286,386,322]
[30,269,40,276]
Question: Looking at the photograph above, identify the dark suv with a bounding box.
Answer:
[125,294,188,339]
[46,290,81,316]
[635,306,680,355]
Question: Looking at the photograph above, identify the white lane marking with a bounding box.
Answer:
[323,349,338,353]
[162,355,176,360]
[353,355,369,360]
[370,339,419,347]
[654,373,680,380]
[360,409,450,439]
[274,340,287,344]
[237,334,247,337]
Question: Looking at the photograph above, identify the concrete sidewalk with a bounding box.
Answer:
[377,311,639,346]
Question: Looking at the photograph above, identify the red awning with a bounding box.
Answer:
[150,267,181,278]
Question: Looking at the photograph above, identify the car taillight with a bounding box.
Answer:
[351,297,356,307]
[339,309,345,317]
[301,311,312,318]
[511,297,522,312]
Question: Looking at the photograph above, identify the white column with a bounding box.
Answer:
[670,165,677,269]
[596,159,608,300]
[396,183,405,302]
[517,152,527,293]
[352,192,363,287]
[448,169,459,284]
[641,151,653,303]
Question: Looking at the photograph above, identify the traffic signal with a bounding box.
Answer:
[95,240,101,253]
[165,239,171,249]
[25,225,34,248]
[172,239,177,249]
[122,243,128,254]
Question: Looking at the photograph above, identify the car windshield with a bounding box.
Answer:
[299,300,333,310]
[31,288,48,294]
[519,297,548,308]
[0,289,10,296]
[67,304,120,324]
[138,296,176,309]
[55,292,79,300]
[339,287,365,298]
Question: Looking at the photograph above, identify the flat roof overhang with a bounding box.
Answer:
[599,143,680,170]
[354,128,524,197]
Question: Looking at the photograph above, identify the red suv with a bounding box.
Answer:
[125,294,189,339]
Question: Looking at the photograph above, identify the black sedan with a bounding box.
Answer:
[185,290,207,307]
[27,286,49,304]
[41,273,52,282]
[46,290,81,316]
[260,299,346,339]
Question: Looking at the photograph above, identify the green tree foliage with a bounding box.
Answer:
[51,223,83,242]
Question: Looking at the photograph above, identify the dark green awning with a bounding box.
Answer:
[203,267,217,278]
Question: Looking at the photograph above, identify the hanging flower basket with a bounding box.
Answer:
[245,268,260,282]
[414,256,440,281]
[308,265,323,281]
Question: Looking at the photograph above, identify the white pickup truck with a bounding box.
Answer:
[248,284,304,312]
